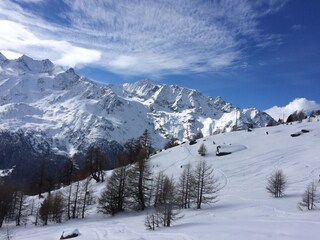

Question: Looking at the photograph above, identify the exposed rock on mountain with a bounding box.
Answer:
[0,53,276,180]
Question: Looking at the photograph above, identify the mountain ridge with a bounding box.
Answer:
[0,53,276,156]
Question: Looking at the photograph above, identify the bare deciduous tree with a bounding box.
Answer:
[193,160,219,209]
[266,169,287,198]
[0,224,13,240]
[85,147,105,183]
[144,212,161,231]
[39,192,65,225]
[177,164,194,209]
[51,192,64,223]
[155,176,181,227]
[126,148,152,211]
[80,178,94,219]
[298,181,319,210]
[39,195,52,225]
[14,191,28,226]
[71,181,80,219]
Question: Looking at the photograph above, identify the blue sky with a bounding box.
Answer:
[0,0,319,110]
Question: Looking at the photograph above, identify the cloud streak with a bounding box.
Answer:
[0,0,287,76]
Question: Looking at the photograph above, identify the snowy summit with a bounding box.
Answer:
[0,53,276,154]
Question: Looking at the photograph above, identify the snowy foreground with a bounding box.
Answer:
[6,120,320,239]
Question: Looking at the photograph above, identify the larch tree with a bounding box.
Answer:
[13,190,28,226]
[85,147,105,183]
[155,176,180,227]
[51,192,64,223]
[266,169,288,198]
[98,166,128,216]
[177,164,194,209]
[193,160,220,209]
[153,171,166,207]
[80,178,94,219]
[139,129,153,158]
[298,181,319,210]
[39,195,52,225]
[198,143,207,156]
[126,147,152,211]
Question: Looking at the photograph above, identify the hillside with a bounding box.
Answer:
[7,118,320,240]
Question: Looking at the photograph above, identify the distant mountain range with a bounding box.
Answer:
[0,53,277,180]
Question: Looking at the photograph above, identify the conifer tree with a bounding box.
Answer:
[155,176,180,227]
[126,148,152,211]
[98,166,128,216]
[198,143,207,156]
[39,195,52,225]
[193,160,219,209]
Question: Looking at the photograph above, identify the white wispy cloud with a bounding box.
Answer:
[0,20,101,67]
[14,0,45,3]
[0,0,287,76]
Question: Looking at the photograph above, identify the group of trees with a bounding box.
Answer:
[164,137,179,150]
[0,130,155,228]
[276,110,320,124]
[266,169,320,211]
[0,146,100,228]
[0,176,95,228]
[310,110,320,118]
[98,156,220,229]
[0,181,30,229]
[286,111,307,123]
[298,181,319,210]
[38,178,94,225]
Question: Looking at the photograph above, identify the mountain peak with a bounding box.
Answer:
[0,54,276,153]
[0,52,7,60]
[18,54,33,62]
[65,67,76,74]
[0,52,8,65]
[13,54,54,73]
[134,79,155,87]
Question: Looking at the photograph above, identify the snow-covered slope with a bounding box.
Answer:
[9,118,320,240]
[0,53,276,155]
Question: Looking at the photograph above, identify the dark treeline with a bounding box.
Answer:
[0,130,124,196]
[0,130,156,227]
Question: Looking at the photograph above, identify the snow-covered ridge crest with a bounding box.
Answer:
[0,53,276,153]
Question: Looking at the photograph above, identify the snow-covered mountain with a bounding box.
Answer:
[0,53,276,155]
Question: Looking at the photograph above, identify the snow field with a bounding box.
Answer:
[7,119,320,240]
